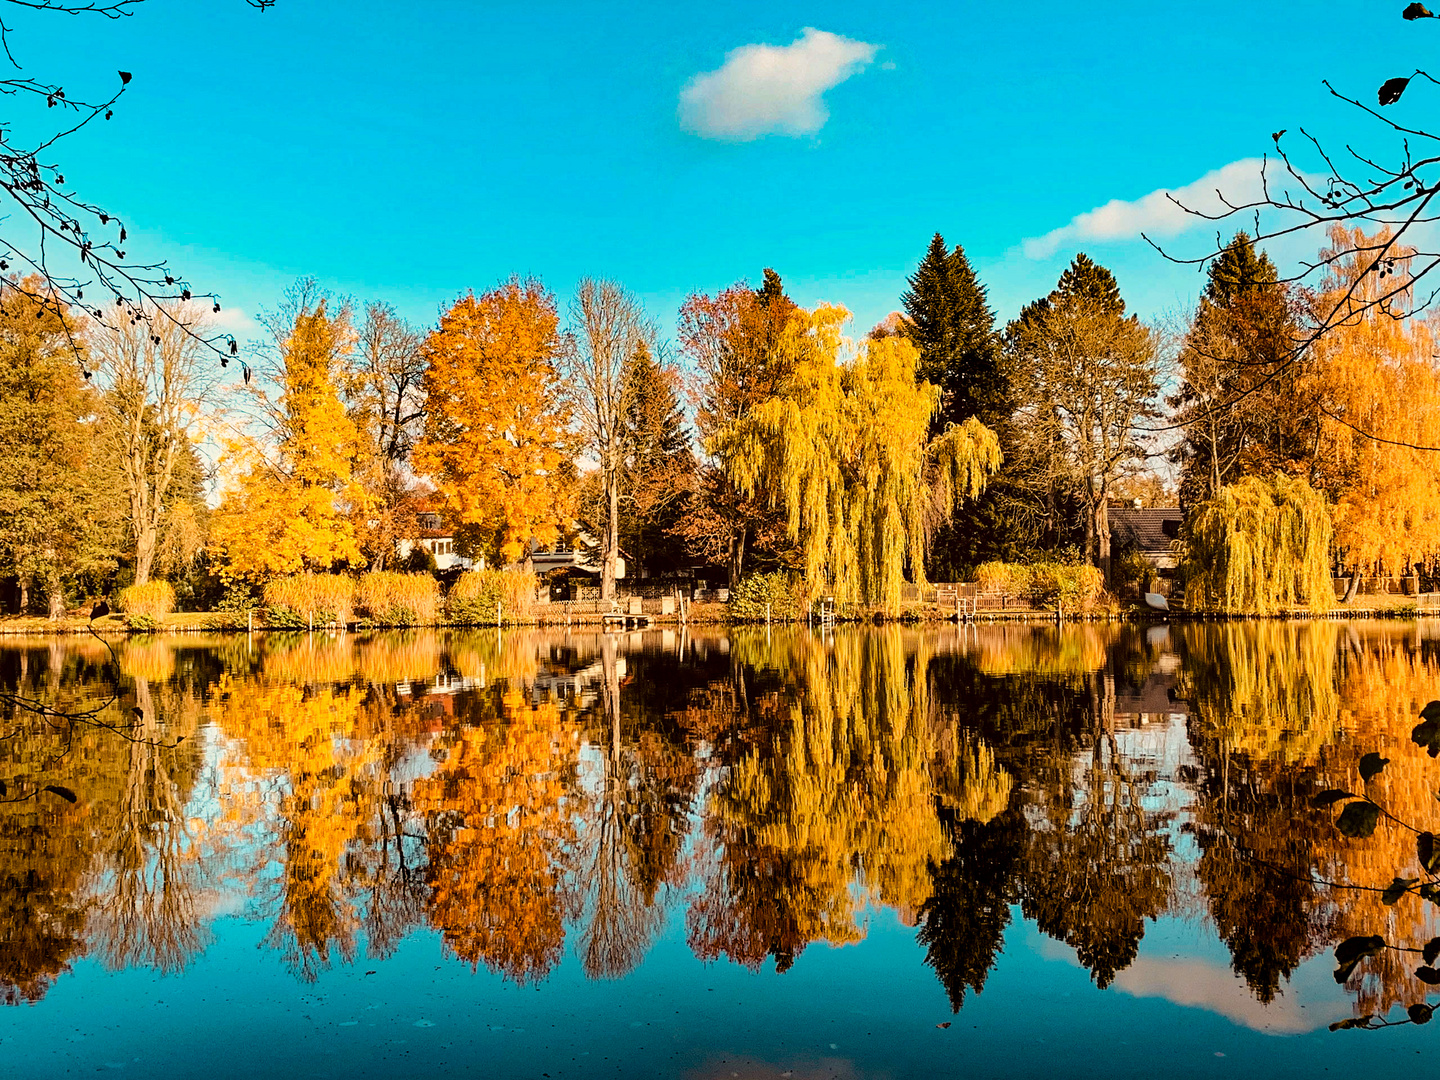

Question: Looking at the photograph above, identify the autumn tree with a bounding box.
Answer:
[91,303,219,585]
[210,295,366,581]
[717,304,1000,613]
[677,269,799,582]
[560,280,655,598]
[1005,255,1159,576]
[413,281,574,566]
[1018,666,1173,989]
[348,302,426,570]
[0,282,123,614]
[1180,473,1334,615]
[1302,226,1440,580]
[413,687,581,983]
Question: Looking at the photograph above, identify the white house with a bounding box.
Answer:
[396,511,476,572]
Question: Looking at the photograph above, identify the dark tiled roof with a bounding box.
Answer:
[1110,507,1183,556]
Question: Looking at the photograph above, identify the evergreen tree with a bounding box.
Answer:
[917,811,1025,1011]
[1170,233,1305,503]
[900,233,1006,431]
[1056,252,1124,313]
[620,343,693,574]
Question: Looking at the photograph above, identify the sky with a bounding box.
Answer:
[11,0,1423,349]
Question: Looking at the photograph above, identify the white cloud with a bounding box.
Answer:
[679,28,880,142]
[1021,158,1277,259]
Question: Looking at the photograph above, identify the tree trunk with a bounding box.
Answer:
[134,524,157,586]
[1082,491,1097,569]
[728,528,746,587]
[1095,497,1111,582]
[1343,573,1361,603]
[46,569,65,619]
[601,467,620,601]
[18,575,29,615]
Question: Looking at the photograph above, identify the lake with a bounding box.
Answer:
[1,622,1436,1077]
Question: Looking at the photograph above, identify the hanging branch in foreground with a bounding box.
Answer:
[0,603,187,805]
[0,0,275,374]
[1143,4,1440,449]
[1306,699,1440,1030]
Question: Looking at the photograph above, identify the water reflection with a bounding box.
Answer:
[2,622,1438,1024]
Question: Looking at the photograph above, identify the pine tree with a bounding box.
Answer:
[1056,253,1124,314]
[620,343,692,574]
[900,233,1005,430]
[1170,233,1305,503]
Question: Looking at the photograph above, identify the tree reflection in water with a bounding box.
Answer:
[3,622,1439,1022]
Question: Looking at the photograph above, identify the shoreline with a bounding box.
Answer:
[0,599,1430,635]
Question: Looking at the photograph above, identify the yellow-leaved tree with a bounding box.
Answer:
[716,304,1000,614]
[211,300,366,581]
[412,281,574,565]
[1304,225,1440,579]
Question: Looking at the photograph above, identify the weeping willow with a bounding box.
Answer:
[1178,622,1340,764]
[717,305,1001,615]
[1181,473,1334,614]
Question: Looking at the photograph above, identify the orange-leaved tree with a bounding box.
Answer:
[211,301,367,581]
[1304,225,1440,580]
[413,281,574,566]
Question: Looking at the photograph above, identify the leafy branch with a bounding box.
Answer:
[0,0,275,373]
[1313,698,1440,1029]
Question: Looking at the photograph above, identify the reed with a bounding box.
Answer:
[356,572,441,626]
[262,573,356,628]
[117,580,176,618]
[446,569,536,625]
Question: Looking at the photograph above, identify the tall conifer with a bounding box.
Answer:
[900,234,1005,430]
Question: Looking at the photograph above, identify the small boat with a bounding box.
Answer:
[1143,592,1170,612]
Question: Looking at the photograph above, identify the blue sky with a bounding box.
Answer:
[14,0,1421,347]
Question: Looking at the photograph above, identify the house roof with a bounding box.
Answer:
[1110,506,1183,556]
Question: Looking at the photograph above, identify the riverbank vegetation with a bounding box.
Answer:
[2,223,1437,622]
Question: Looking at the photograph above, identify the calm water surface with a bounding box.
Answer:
[1,623,1437,1077]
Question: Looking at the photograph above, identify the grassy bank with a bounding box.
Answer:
[0,591,1430,635]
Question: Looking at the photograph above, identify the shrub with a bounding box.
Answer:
[356,572,441,626]
[972,560,1104,612]
[217,580,260,613]
[728,571,807,621]
[1112,548,1156,599]
[1026,561,1105,611]
[262,573,355,628]
[125,613,159,632]
[975,561,1029,594]
[117,580,176,619]
[446,569,537,625]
